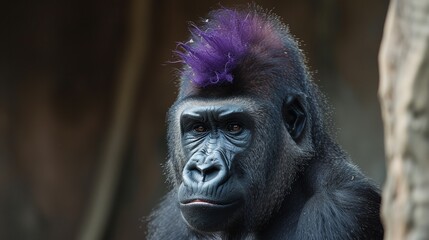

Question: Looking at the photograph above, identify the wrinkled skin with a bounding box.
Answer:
[178,104,251,232]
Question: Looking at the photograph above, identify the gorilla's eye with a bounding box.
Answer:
[226,122,242,133]
[193,124,207,133]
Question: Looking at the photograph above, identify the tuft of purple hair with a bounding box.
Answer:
[176,8,284,88]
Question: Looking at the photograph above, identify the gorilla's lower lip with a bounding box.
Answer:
[179,199,243,232]
[189,199,216,205]
[181,199,238,206]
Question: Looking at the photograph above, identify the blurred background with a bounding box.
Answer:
[0,0,388,239]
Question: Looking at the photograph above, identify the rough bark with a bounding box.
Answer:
[379,0,429,239]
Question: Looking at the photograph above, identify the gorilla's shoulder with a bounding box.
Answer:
[296,160,383,239]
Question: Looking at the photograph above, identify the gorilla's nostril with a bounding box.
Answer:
[190,170,203,182]
[201,165,220,182]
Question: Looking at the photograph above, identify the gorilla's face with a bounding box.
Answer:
[177,100,253,232]
[171,96,307,233]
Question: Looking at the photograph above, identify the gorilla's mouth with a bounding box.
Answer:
[187,199,217,205]
[179,198,243,232]
[181,198,239,206]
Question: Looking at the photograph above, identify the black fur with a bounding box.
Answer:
[148,6,383,240]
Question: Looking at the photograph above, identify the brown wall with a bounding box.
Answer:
[0,1,388,239]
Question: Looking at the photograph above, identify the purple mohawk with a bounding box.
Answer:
[177,8,285,88]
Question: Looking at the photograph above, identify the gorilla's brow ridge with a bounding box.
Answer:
[181,105,249,123]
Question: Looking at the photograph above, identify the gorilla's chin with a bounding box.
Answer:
[180,200,242,233]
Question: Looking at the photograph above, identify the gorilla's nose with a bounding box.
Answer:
[195,162,221,182]
[183,154,228,185]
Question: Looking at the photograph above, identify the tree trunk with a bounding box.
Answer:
[379,0,429,239]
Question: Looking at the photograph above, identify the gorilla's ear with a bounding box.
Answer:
[282,96,306,140]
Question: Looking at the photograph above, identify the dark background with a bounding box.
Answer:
[0,1,388,239]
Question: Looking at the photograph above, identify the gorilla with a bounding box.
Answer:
[148,6,383,240]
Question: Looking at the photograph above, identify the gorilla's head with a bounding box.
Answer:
[165,7,320,232]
